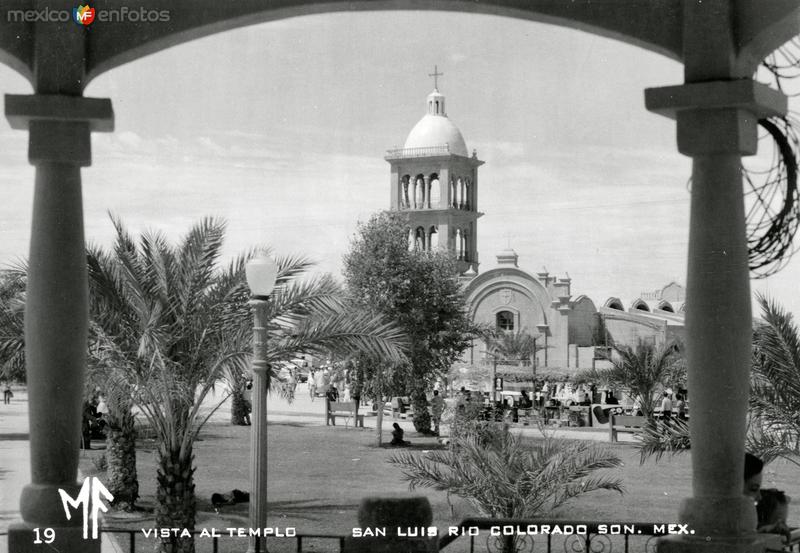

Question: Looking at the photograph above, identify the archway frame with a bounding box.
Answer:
[2,3,800,553]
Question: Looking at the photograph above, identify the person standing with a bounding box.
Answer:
[326,383,339,403]
[242,381,253,425]
[286,370,297,401]
[660,392,673,422]
[675,393,687,421]
[308,369,317,400]
[2,382,12,404]
[430,390,445,436]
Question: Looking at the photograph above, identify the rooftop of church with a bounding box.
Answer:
[387,68,472,159]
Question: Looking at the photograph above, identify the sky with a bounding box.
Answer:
[0,10,797,315]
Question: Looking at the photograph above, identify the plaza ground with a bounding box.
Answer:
[2,384,800,552]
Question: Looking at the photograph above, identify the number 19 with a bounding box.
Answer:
[33,528,55,544]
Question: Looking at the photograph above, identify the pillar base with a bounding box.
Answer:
[20,482,84,525]
[658,533,782,553]
[8,521,101,553]
[679,496,757,536]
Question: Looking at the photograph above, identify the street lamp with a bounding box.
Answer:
[245,254,278,553]
[483,350,500,404]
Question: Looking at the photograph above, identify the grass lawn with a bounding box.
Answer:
[80,420,800,552]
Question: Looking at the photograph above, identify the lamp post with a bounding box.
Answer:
[245,255,278,553]
[483,350,499,405]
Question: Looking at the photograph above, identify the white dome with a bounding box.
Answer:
[404,114,468,156]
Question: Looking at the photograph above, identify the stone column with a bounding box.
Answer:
[647,80,785,552]
[248,299,269,553]
[5,95,112,553]
[423,176,431,208]
[437,168,449,209]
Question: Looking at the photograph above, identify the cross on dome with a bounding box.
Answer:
[428,65,443,90]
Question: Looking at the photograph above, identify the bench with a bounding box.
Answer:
[609,414,646,442]
[390,396,414,419]
[326,400,364,428]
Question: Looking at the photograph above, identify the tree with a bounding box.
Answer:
[748,295,800,466]
[638,295,800,465]
[483,327,542,389]
[388,425,623,553]
[343,211,475,434]
[0,268,26,382]
[88,216,408,553]
[580,341,683,421]
[0,261,143,509]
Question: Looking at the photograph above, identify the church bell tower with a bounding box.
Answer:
[385,68,483,274]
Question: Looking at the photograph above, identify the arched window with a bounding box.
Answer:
[496,311,514,332]
[429,225,438,249]
[429,173,440,206]
[415,174,425,208]
[415,226,425,250]
[658,301,675,313]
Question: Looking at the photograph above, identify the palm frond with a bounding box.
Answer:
[636,419,690,463]
[268,308,408,365]
[388,426,623,519]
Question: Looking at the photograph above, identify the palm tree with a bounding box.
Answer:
[388,425,623,553]
[638,295,800,466]
[0,263,143,508]
[88,215,408,553]
[744,295,800,466]
[581,341,683,421]
[484,328,540,389]
[0,268,26,382]
[86,322,142,509]
[485,328,537,365]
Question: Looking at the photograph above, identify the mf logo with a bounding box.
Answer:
[72,5,95,25]
[58,477,113,539]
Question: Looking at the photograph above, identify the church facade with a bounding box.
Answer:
[385,82,685,378]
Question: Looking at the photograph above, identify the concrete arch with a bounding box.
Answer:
[604,297,625,311]
[0,1,794,87]
[82,1,689,84]
[0,1,688,88]
[470,282,548,331]
[465,267,551,326]
[572,294,597,311]
[631,298,650,312]
[658,300,675,313]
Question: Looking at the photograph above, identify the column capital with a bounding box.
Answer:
[645,80,787,157]
[5,94,114,166]
[645,80,786,120]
